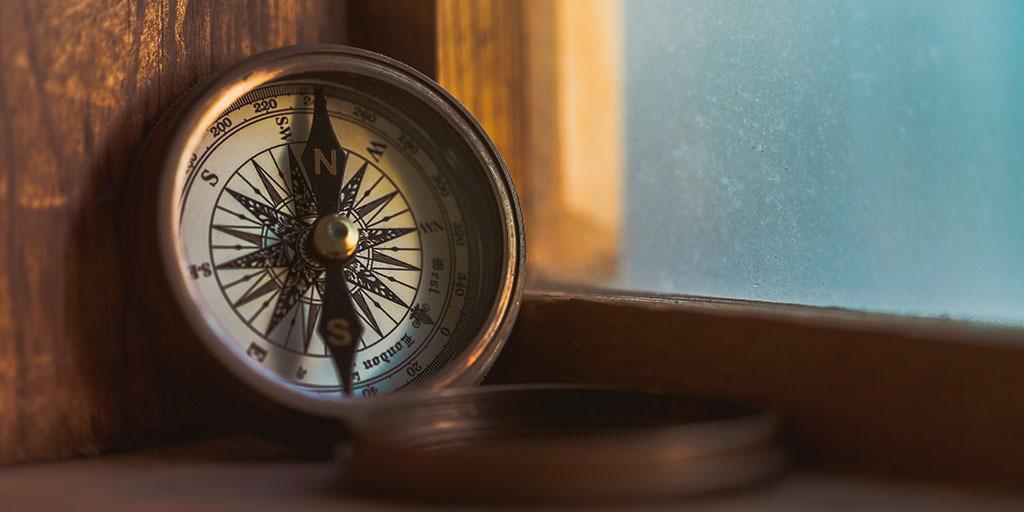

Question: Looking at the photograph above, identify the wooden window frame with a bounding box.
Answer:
[432,0,1024,490]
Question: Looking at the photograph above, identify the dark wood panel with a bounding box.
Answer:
[488,291,1024,490]
[348,0,438,79]
[0,0,348,465]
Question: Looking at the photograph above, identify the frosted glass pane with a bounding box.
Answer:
[622,0,1024,323]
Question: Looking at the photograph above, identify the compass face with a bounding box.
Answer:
[133,47,524,413]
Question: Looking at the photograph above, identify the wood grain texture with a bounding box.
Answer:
[436,0,564,284]
[486,291,1024,489]
[0,0,348,465]
[348,0,438,79]
[437,0,526,197]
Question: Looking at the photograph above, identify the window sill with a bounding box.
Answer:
[485,290,1024,489]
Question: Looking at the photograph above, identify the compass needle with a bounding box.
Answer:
[302,86,363,395]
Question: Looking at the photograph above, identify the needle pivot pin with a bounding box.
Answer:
[312,214,359,262]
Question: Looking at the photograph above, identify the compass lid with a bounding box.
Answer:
[338,384,784,503]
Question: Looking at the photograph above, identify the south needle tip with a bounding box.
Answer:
[342,374,353,396]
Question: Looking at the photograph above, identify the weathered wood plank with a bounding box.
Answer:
[0,0,348,464]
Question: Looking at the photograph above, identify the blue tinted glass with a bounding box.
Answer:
[623,0,1024,323]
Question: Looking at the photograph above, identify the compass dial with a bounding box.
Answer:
[129,46,524,416]
[209,143,422,360]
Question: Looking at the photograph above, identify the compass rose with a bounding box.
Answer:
[208,100,422,386]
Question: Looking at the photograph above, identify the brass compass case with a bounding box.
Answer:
[125,46,525,427]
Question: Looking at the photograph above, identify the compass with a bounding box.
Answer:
[126,45,524,421]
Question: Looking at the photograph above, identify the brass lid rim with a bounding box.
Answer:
[341,384,784,503]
